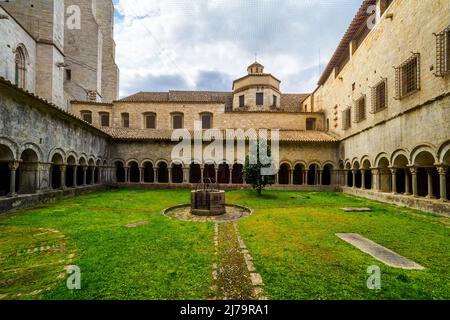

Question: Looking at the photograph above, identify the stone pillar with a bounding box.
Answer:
[90,167,95,185]
[303,170,308,185]
[229,168,233,184]
[426,168,435,199]
[154,168,158,183]
[361,170,366,189]
[200,166,204,183]
[37,163,51,192]
[72,166,77,187]
[438,166,447,201]
[352,170,356,189]
[168,167,172,184]
[318,170,323,186]
[215,168,219,184]
[371,169,379,191]
[404,169,411,195]
[390,168,397,194]
[409,167,418,197]
[183,167,190,183]
[139,167,144,183]
[60,165,67,190]
[82,166,88,186]
[7,161,20,197]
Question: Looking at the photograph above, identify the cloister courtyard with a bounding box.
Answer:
[0,189,448,300]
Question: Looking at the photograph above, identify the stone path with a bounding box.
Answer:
[210,222,267,300]
[341,207,372,212]
[336,233,425,270]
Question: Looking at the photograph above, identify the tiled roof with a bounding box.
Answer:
[280,94,309,112]
[318,0,376,85]
[100,127,338,143]
[118,91,308,112]
[117,91,232,103]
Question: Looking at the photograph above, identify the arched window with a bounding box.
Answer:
[200,112,213,129]
[171,112,184,129]
[143,112,156,129]
[15,46,27,88]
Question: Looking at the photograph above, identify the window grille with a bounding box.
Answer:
[370,78,388,113]
[435,26,450,77]
[354,95,366,123]
[394,53,420,99]
[342,108,351,130]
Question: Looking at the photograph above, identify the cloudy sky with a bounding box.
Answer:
[112,0,362,98]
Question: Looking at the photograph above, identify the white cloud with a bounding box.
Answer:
[113,0,361,97]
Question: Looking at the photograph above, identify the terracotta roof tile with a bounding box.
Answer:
[100,127,337,143]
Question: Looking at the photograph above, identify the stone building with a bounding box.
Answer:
[0,0,119,111]
[0,0,449,215]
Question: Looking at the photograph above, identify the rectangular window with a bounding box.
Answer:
[145,114,156,129]
[100,112,110,127]
[395,53,420,99]
[201,114,212,129]
[272,95,277,107]
[435,26,450,76]
[122,113,129,128]
[65,69,72,81]
[306,118,316,130]
[239,95,245,108]
[342,108,351,130]
[256,93,264,106]
[371,79,387,113]
[172,114,183,129]
[81,112,92,124]
[355,96,366,123]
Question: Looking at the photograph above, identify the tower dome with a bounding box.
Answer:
[247,62,264,75]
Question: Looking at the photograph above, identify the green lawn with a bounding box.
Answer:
[0,189,449,300]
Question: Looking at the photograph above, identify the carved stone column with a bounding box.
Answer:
[437,166,447,201]
[426,168,435,199]
[409,167,418,197]
[390,168,397,194]
[7,161,20,197]
[404,169,411,195]
[72,165,77,187]
[82,166,88,186]
[60,165,67,190]
[352,170,356,189]
[371,168,379,191]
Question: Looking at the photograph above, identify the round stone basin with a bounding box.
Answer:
[191,190,226,216]
[162,204,252,222]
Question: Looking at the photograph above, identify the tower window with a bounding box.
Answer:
[272,95,278,107]
[371,79,388,113]
[14,46,26,88]
[239,95,245,108]
[65,69,72,81]
[256,93,264,106]
[395,53,420,99]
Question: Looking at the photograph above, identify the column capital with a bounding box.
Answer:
[437,166,448,175]
[8,161,20,171]
[59,164,67,172]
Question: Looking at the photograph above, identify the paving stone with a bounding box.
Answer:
[341,207,372,212]
[336,233,425,270]
[125,221,149,228]
[250,273,264,286]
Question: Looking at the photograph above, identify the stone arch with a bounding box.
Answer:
[189,162,202,183]
[114,160,126,183]
[217,162,230,184]
[171,162,184,184]
[18,148,39,194]
[391,149,410,167]
[293,162,306,185]
[351,158,360,169]
[142,161,154,183]
[126,159,140,167]
[19,143,43,162]
[48,148,66,164]
[157,161,169,183]
[412,148,439,198]
[322,163,333,186]
[0,138,18,160]
[232,162,244,184]
[438,140,450,164]
[140,159,154,168]
[278,162,291,185]
[374,152,390,168]
[410,145,437,165]
[128,160,140,183]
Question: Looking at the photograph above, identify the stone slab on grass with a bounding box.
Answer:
[336,233,425,270]
[125,221,149,228]
[341,207,372,212]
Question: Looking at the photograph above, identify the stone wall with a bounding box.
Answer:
[0,7,37,93]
